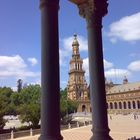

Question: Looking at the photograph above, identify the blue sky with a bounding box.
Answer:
[0,0,140,90]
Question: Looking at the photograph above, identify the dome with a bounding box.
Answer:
[72,34,79,46]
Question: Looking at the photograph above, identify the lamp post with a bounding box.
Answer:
[69,0,113,139]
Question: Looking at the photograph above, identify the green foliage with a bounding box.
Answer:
[12,84,41,128]
[60,88,78,120]
[0,87,13,129]
[0,85,78,129]
[67,100,78,114]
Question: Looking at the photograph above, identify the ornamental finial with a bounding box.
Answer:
[74,33,77,39]
[72,34,79,46]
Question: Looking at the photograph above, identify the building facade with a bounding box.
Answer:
[67,34,91,112]
[106,78,140,114]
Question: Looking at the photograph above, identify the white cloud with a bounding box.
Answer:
[11,86,17,92]
[83,58,113,77]
[108,12,140,42]
[128,60,140,71]
[30,80,41,85]
[28,57,38,66]
[59,49,69,66]
[83,58,132,81]
[35,79,41,85]
[83,58,89,77]
[104,59,113,69]
[0,55,40,79]
[0,55,26,70]
[105,68,131,78]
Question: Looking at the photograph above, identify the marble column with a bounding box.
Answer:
[39,0,63,139]
[69,0,113,139]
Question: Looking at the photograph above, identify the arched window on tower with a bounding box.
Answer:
[106,103,108,109]
[82,105,86,112]
[110,102,113,109]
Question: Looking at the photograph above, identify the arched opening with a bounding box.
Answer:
[114,102,117,109]
[106,103,108,109]
[82,105,86,112]
[119,102,122,109]
[132,101,136,109]
[75,64,77,70]
[123,102,126,109]
[128,101,131,109]
[90,107,92,112]
[137,101,140,109]
[110,102,113,109]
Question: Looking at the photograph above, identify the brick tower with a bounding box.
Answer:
[67,34,90,112]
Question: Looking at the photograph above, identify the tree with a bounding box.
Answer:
[0,87,13,130]
[10,91,22,115]
[14,84,41,128]
[60,88,67,119]
[60,88,78,121]
[67,100,78,114]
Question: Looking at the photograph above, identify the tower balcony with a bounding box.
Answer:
[69,69,85,74]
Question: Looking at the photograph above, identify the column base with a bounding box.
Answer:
[90,128,113,140]
[90,135,113,140]
[38,135,63,140]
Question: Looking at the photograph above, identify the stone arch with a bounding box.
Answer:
[110,102,113,109]
[90,107,92,112]
[78,63,79,70]
[128,101,131,109]
[106,103,109,109]
[123,101,126,109]
[82,105,86,112]
[119,102,122,109]
[132,101,136,109]
[114,102,117,109]
[75,63,77,70]
[137,100,140,109]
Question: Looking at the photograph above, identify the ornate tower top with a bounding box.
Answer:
[72,34,80,56]
[72,34,79,46]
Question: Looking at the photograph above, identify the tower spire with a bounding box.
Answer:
[72,34,79,56]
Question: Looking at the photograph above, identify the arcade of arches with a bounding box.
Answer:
[106,81,140,114]
[67,35,140,114]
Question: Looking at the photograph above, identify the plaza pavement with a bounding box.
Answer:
[14,114,140,140]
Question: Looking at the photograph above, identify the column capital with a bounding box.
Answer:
[69,0,108,20]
